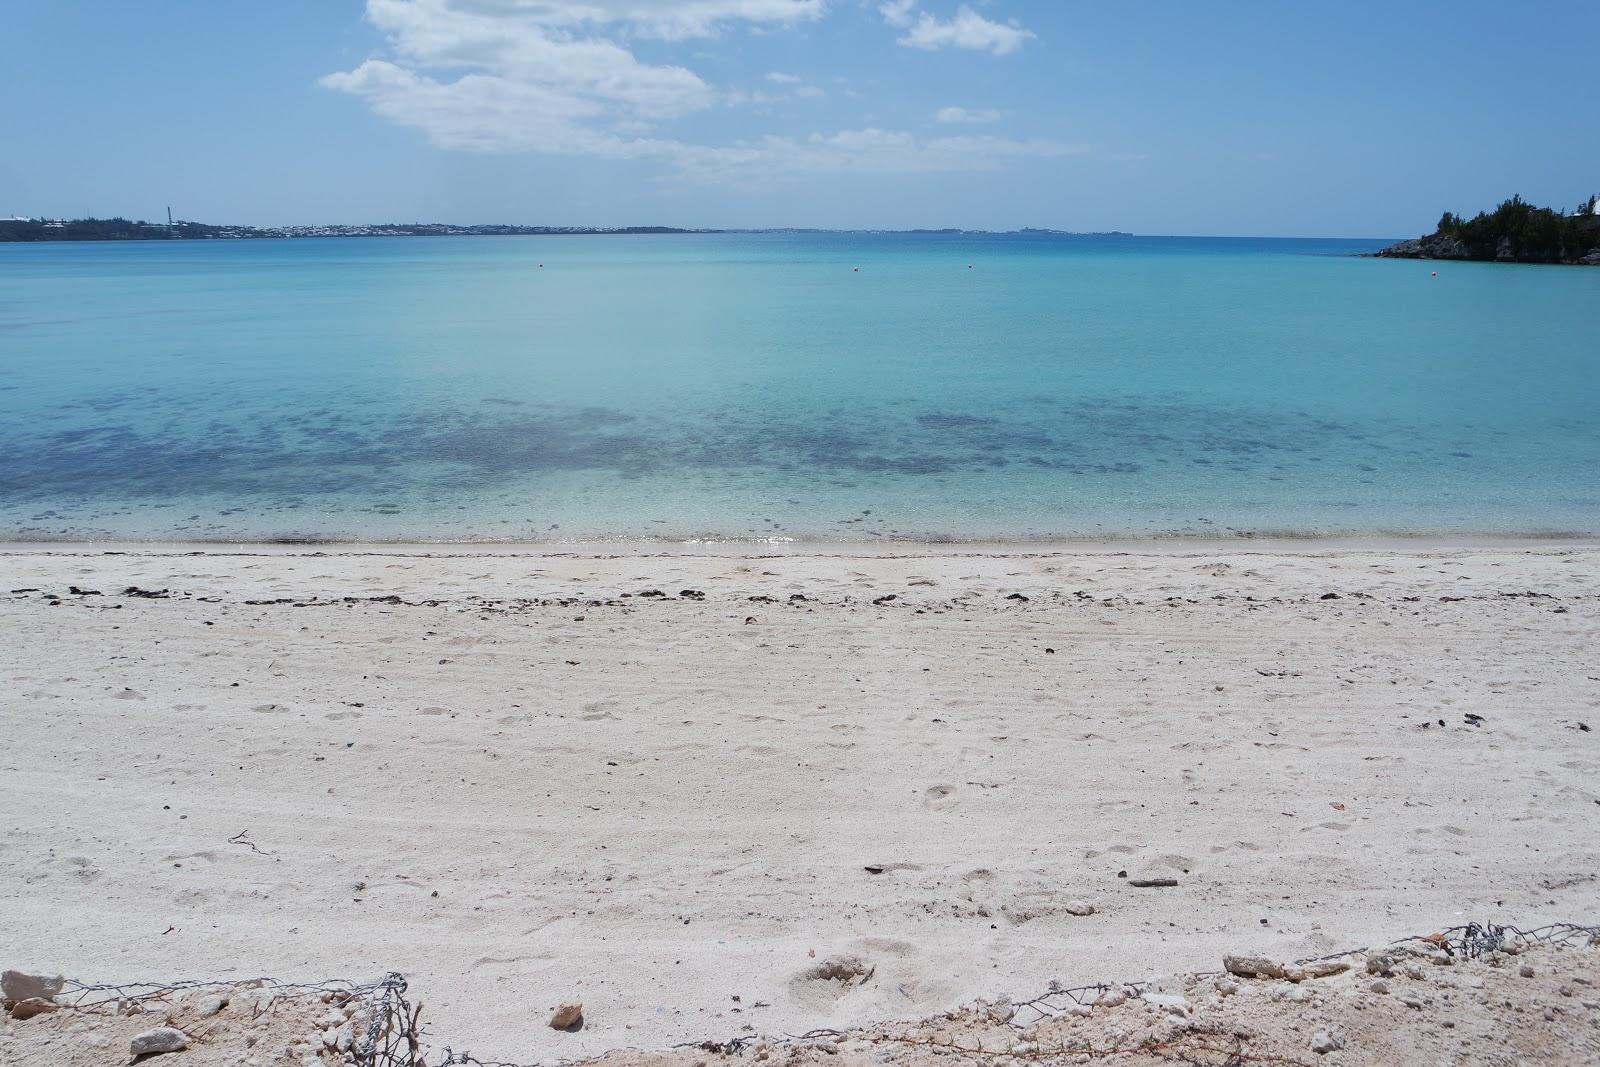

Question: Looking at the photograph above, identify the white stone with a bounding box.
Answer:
[1310,1028,1344,1054]
[1093,988,1128,1008]
[1,970,64,1002]
[1224,954,1285,979]
[129,1027,189,1056]
[1142,993,1188,1014]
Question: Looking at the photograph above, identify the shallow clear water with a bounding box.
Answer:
[1,233,1596,542]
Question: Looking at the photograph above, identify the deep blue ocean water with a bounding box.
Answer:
[1,232,1596,542]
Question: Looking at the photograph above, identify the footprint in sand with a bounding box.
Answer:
[923,785,959,812]
[58,856,104,882]
[789,955,875,1011]
[325,710,363,721]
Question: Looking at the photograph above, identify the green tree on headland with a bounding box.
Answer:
[1430,195,1599,263]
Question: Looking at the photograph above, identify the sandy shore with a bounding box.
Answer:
[3,542,1598,1060]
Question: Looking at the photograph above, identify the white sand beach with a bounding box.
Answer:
[3,542,1598,1062]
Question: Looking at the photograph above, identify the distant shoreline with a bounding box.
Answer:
[0,218,1133,243]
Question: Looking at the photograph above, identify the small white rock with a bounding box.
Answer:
[1093,987,1128,1008]
[1142,993,1188,1014]
[129,1026,189,1057]
[1064,900,1095,916]
[1224,954,1286,979]
[1310,1027,1344,1054]
[1,971,65,1002]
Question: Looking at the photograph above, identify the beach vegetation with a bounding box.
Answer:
[1431,195,1600,263]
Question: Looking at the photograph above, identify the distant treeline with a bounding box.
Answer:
[1,218,1136,243]
[0,218,721,242]
[1376,195,1600,265]
[0,217,237,241]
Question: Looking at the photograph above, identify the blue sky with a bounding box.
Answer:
[3,0,1596,236]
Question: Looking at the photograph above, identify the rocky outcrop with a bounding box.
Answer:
[1373,228,1599,265]
[1372,233,1473,260]
[1372,194,1600,264]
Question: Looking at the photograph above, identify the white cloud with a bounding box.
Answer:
[322,0,1075,181]
[887,3,1033,55]
[427,0,826,40]
[935,105,1002,124]
[878,0,915,27]
[668,129,1087,182]
[331,0,723,121]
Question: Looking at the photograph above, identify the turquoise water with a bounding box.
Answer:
[1,233,1596,542]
